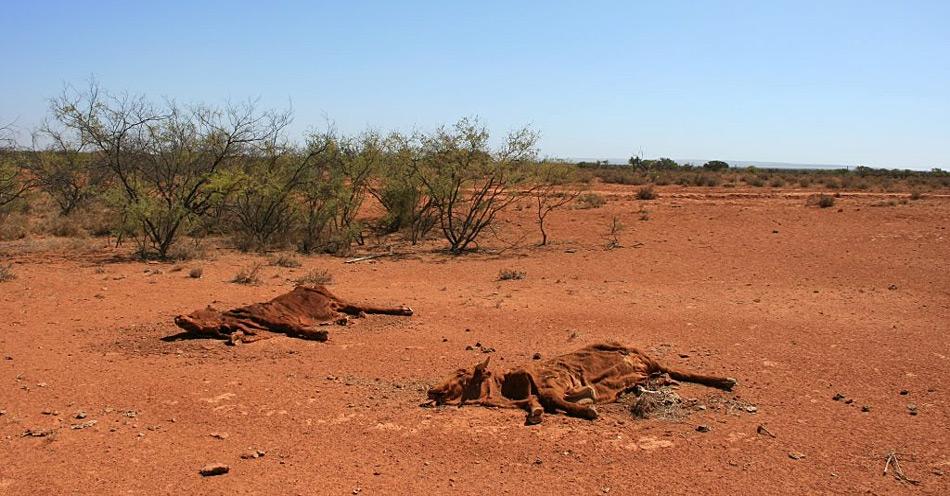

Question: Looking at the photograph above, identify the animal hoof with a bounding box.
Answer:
[525,409,543,425]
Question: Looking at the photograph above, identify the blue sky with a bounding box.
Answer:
[2,1,947,169]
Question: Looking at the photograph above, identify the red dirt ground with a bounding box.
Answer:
[1,187,948,495]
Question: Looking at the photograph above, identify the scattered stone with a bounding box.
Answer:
[124,410,137,418]
[832,393,845,401]
[75,411,87,419]
[465,345,474,351]
[756,424,776,438]
[772,230,779,234]
[210,432,228,440]
[532,352,542,360]
[888,284,898,290]
[907,404,918,415]
[678,353,690,358]
[533,457,543,465]
[899,389,909,395]
[199,464,229,476]
[481,346,495,354]
[844,398,853,405]
[745,405,758,414]
[861,405,871,413]
[240,449,266,459]
[696,424,711,433]
[71,420,97,430]
[788,452,806,460]
[23,428,53,437]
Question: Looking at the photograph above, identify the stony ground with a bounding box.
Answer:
[1,186,948,495]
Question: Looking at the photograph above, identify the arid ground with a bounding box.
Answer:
[1,186,948,495]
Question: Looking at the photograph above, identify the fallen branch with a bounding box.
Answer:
[343,253,390,264]
[884,451,920,485]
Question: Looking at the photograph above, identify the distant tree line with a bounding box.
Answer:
[0,83,592,258]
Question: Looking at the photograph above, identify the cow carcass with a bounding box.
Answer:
[425,342,736,424]
[172,285,412,344]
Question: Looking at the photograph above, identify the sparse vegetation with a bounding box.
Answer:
[0,263,15,282]
[807,194,836,208]
[231,263,263,285]
[294,268,333,286]
[576,192,606,209]
[909,190,923,200]
[270,253,302,268]
[635,185,657,200]
[531,162,581,245]
[498,269,526,281]
[604,216,625,249]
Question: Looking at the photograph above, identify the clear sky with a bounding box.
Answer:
[2,1,947,169]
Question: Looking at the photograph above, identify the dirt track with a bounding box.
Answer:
[1,187,948,495]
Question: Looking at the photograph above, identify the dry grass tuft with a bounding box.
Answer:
[498,269,526,281]
[294,268,332,286]
[231,263,263,285]
[0,264,15,282]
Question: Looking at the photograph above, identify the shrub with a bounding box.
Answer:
[702,160,729,171]
[498,269,526,281]
[909,190,923,200]
[769,177,785,187]
[270,253,302,268]
[576,192,606,209]
[807,194,836,208]
[231,263,263,285]
[0,264,15,282]
[188,267,203,278]
[635,185,657,200]
[295,268,332,286]
[50,83,284,259]
[604,216,624,249]
[414,118,536,254]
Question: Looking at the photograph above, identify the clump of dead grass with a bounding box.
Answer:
[498,269,526,281]
[231,263,263,285]
[0,264,15,282]
[294,268,332,286]
[270,253,301,268]
[628,375,689,420]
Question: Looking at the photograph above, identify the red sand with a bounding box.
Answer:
[1,187,948,494]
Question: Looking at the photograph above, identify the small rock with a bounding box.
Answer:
[678,353,690,358]
[907,404,918,415]
[745,405,758,414]
[481,347,495,354]
[199,464,229,476]
[696,425,711,433]
[788,452,806,460]
[756,424,776,438]
[832,393,845,401]
[844,398,853,405]
[71,420,97,430]
[210,432,228,440]
[532,352,542,360]
[933,468,944,476]
[861,405,871,413]
[887,284,898,290]
[75,411,87,419]
[465,345,474,351]
[899,389,909,395]
[240,449,266,459]
[772,230,779,234]
[23,428,53,437]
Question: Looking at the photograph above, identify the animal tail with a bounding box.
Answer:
[659,365,737,391]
